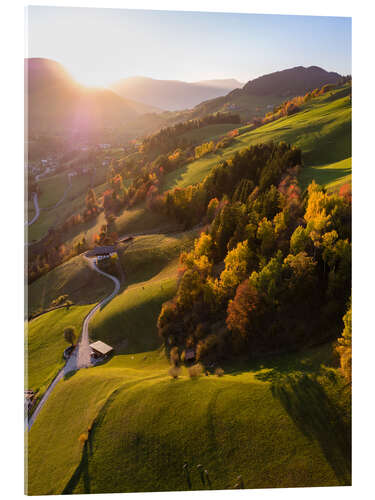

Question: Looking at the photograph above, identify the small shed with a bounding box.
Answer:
[90,340,114,359]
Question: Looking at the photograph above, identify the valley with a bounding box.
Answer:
[25,59,352,495]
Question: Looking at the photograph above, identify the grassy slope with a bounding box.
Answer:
[300,157,352,192]
[180,123,238,143]
[194,93,284,122]
[38,173,69,209]
[162,86,351,193]
[28,169,107,242]
[27,344,350,495]
[26,305,92,395]
[28,254,114,316]
[89,231,197,353]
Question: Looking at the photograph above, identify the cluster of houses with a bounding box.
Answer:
[31,156,60,180]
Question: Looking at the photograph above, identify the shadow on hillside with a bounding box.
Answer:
[62,433,92,494]
[162,166,189,192]
[222,346,332,381]
[270,373,351,485]
[63,369,78,381]
[301,164,351,187]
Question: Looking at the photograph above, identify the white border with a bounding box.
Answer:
[1,1,374,499]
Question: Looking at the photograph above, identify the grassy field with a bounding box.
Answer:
[37,173,69,209]
[26,305,92,396]
[63,202,178,254]
[27,343,351,495]
[89,231,197,353]
[162,86,351,193]
[180,123,239,143]
[28,254,114,316]
[27,198,35,221]
[300,157,352,191]
[195,92,285,122]
[28,170,108,242]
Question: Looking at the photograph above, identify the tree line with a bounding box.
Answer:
[141,112,241,157]
[157,142,351,365]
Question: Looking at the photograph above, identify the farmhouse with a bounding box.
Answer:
[86,245,117,258]
[90,340,114,359]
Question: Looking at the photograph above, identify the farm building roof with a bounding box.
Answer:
[90,341,114,356]
[86,245,117,257]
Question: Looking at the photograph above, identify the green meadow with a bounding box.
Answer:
[90,231,196,353]
[28,254,114,316]
[27,344,350,495]
[26,305,92,396]
[180,123,238,143]
[162,86,351,193]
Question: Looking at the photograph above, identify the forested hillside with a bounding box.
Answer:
[158,143,351,363]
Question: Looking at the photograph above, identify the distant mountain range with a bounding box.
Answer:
[109,76,243,111]
[25,59,342,139]
[242,66,341,96]
[190,66,343,120]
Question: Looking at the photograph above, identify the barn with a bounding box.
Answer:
[90,340,114,359]
[85,246,117,259]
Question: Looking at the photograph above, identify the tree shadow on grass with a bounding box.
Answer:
[63,369,78,381]
[270,373,351,485]
[223,347,326,381]
[62,433,92,494]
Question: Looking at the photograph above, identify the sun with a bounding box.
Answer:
[69,69,112,88]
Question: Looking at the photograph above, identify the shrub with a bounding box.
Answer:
[169,366,181,379]
[188,363,203,378]
[78,433,88,445]
[215,367,224,377]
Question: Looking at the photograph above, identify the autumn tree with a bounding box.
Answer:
[336,298,352,380]
[227,280,261,347]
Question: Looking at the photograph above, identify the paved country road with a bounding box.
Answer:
[26,192,40,226]
[26,173,72,229]
[27,256,120,431]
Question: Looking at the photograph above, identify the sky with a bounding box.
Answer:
[26,6,352,87]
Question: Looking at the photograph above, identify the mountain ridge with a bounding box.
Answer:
[25,58,160,136]
[109,76,242,111]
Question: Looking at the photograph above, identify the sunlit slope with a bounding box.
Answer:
[28,254,114,316]
[162,86,351,192]
[27,345,350,495]
[37,173,70,209]
[28,170,107,242]
[89,231,196,353]
[26,305,92,395]
[180,123,238,143]
[300,157,352,192]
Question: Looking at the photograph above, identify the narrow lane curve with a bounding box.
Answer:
[26,192,40,226]
[27,255,120,430]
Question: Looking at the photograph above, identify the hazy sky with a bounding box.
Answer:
[27,6,351,87]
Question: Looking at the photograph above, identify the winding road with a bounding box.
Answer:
[26,173,73,228]
[26,193,40,226]
[27,255,120,431]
